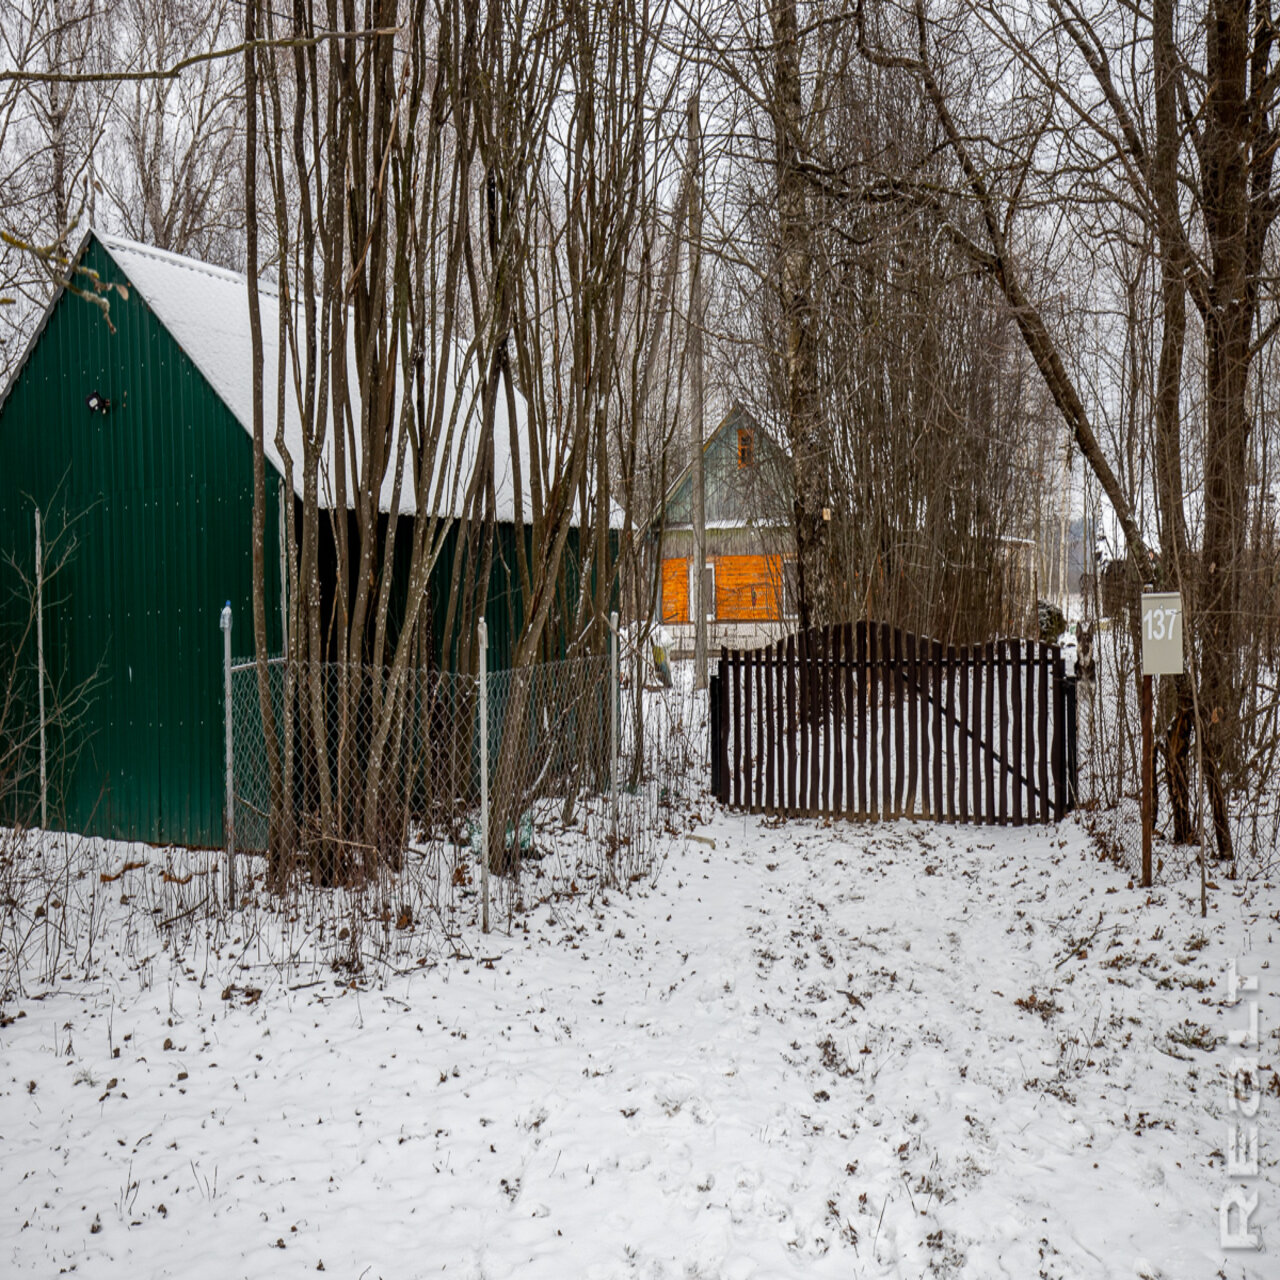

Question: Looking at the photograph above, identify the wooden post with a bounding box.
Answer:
[881,623,892,817]
[718,647,731,803]
[1010,638,1023,825]
[832,626,844,814]
[868,623,879,820]
[893,626,905,818]
[765,643,775,813]
[1038,642,1051,823]
[936,637,947,819]
[906,629,918,816]
[970,642,983,823]
[958,645,969,824]
[786,635,797,810]
[945,642,956,822]
[733,648,742,808]
[844,622,855,813]
[856,621,867,818]
[755,645,764,811]
[1142,671,1153,887]
[797,630,808,811]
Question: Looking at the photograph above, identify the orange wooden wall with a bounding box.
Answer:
[715,554,784,620]
[661,556,689,622]
[661,553,789,623]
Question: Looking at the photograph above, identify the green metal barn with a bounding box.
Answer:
[0,232,580,848]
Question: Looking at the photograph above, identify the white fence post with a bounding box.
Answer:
[220,603,235,908]
[34,507,47,829]
[478,617,490,935]
[610,610,619,838]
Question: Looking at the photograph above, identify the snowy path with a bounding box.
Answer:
[2,814,1276,1278]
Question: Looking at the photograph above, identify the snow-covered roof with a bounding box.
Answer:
[96,233,535,521]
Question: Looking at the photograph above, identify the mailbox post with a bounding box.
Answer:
[1139,591,1184,887]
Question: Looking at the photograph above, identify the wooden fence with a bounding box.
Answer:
[711,621,1074,824]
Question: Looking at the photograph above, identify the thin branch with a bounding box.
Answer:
[0,28,399,87]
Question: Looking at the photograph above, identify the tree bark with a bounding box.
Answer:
[771,0,831,631]
[1152,0,1194,842]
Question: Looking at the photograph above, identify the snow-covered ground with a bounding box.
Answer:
[2,811,1277,1278]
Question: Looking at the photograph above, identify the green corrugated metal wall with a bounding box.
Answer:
[0,234,613,849]
[0,236,283,846]
[422,521,592,673]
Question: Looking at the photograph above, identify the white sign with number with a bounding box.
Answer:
[1141,591,1184,676]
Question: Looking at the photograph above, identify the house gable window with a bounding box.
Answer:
[737,427,754,468]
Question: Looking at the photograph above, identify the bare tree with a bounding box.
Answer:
[99,0,243,265]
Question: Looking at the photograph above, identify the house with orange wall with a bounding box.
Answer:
[653,405,797,655]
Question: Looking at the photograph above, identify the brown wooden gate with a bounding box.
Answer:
[710,621,1072,824]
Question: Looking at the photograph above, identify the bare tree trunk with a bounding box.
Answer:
[771,0,831,631]
[688,94,708,688]
[243,0,286,876]
[1152,0,1194,842]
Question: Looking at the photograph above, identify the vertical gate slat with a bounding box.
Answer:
[893,627,905,817]
[804,629,814,814]
[868,622,880,820]
[817,625,829,814]
[970,644,983,822]
[799,629,809,814]
[718,648,730,803]
[829,624,839,814]
[732,649,742,809]
[997,641,1009,825]
[764,644,775,812]
[945,643,957,822]
[747,650,757,808]
[919,632,931,819]
[810,626,821,814]
[856,621,868,818]
[1010,638,1023,825]
[1039,642,1051,823]
[744,647,754,811]
[813,626,825,814]
[716,650,727,798]
[844,623,856,813]
[786,635,797,811]
[880,623,892,818]
[906,630,919,816]
[958,645,969,824]
[984,641,997,823]
[1026,638,1037,825]
[797,630,809,814]
[779,637,789,811]
[1051,645,1065,821]
[936,637,947,819]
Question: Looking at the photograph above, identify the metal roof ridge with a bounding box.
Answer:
[96,231,283,301]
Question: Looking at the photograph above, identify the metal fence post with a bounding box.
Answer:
[610,611,619,838]
[34,507,47,829]
[478,617,490,935]
[220,603,235,908]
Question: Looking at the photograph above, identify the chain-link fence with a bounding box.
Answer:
[1074,614,1280,884]
[228,657,485,860]
[1074,620,1153,879]
[232,648,611,833]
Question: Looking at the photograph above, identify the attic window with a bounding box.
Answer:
[737,427,754,468]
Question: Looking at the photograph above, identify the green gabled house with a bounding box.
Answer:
[0,232,573,848]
